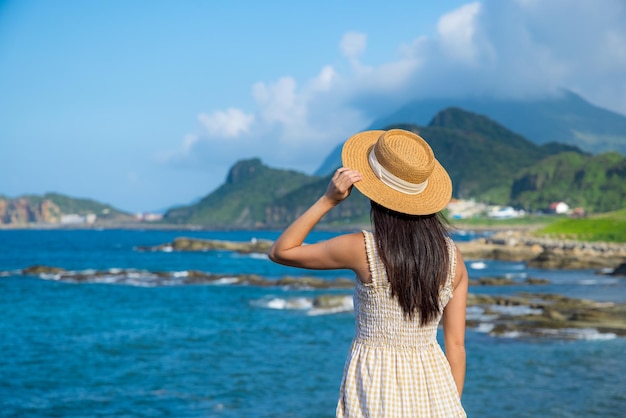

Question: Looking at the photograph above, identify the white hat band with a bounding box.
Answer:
[368,149,428,195]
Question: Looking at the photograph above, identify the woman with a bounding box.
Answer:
[269,129,467,417]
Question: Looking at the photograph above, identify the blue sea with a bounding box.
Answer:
[1,229,625,417]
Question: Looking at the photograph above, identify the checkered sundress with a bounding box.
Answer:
[336,230,466,417]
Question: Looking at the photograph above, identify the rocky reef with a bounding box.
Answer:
[14,265,354,289]
[140,234,626,270]
[456,230,626,269]
[466,292,626,339]
[7,263,626,340]
[136,237,274,254]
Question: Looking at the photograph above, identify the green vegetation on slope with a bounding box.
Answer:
[388,107,582,204]
[164,159,318,227]
[365,90,626,157]
[161,108,625,228]
[538,209,626,242]
[22,193,129,217]
[511,151,626,213]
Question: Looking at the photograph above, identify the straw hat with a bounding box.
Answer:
[341,129,452,215]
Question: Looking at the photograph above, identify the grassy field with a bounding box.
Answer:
[537,209,626,243]
[450,214,555,231]
[452,210,626,243]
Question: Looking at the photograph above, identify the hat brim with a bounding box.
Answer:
[341,130,452,215]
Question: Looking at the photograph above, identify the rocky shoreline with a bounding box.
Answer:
[6,263,626,340]
[456,230,626,270]
[135,236,274,254]
[137,234,626,271]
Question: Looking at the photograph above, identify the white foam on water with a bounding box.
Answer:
[476,323,495,333]
[266,298,288,309]
[466,306,484,317]
[250,295,355,315]
[308,305,354,316]
[308,296,354,316]
[1,269,24,277]
[247,253,269,260]
[488,304,542,316]
[41,273,62,281]
[498,331,524,338]
[542,328,617,341]
[172,271,189,278]
[124,279,159,287]
[210,277,239,285]
[92,275,124,284]
[124,271,160,281]
[504,272,527,280]
[252,297,314,311]
[161,246,173,253]
[466,306,498,322]
[578,278,619,285]
[469,262,487,270]
[577,279,601,285]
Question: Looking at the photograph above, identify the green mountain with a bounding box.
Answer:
[163,158,319,228]
[315,90,626,176]
[364,108,582,204]
[267,175,371,227]
[430,108,584,201]
[163,107,625,228]
[511,151,626,213]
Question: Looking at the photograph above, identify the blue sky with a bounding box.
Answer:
[1,0,625,213]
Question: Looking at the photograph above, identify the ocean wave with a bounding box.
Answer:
[499,331,525,338]
[250,295,354,316]
[466,306,498,322]
[504,272,528,280]
[475,323,495,333]
[308,296,354,316]
[469,261,487,270]
[487,304,543,316]
[209,277,239,285]
[247,253,269,260]
[539,328,617,341]
[577,278,619,286]
[251,297,314,311]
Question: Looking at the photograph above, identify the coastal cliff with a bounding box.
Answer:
[0,194,132,226]
[0,198,61,224]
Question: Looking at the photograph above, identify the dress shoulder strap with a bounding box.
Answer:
[361,230,387,287]
[446,236,457,289]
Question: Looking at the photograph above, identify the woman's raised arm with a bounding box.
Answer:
[268,168,363,271]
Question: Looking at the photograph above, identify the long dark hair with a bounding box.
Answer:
[370,201,450,325]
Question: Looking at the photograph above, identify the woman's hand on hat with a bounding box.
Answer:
[324,167,362,205]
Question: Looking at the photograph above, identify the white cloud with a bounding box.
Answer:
[164,0,626,178]
[340,32,368,72]
[198,108,254,138]
[253,77,302,126]
[340,32,366,58]
[437,2,483,64]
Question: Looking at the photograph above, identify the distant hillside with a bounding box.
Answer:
[266,175,371,227]
[164,108,626,228]
[163,158,319,228]
[0,193,132,225]
[315,90,626,176]
[511,151,626,213]
[318,107,584,204]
